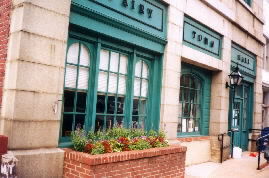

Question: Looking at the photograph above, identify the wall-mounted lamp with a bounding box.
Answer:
[225,65,244,89]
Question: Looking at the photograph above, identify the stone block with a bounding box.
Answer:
[210,135,230,163]
[162,69,180,89]
[1,90,62,121]
[168,6,183,27]
[4,60,64,94]
[181,45,223,71]
[13,0,71,16]
[10,3,69,41]
[181,140,211,165]
[2,119,60,149]
[210,96,229,110]
[210,122,229,135]
[161,87,179,105]
[8,31,67,68]
[10,148,64,178]
[167,22,181,42]
[210,109,229,123]
[163,122,178,140]
[163,52,181,72]
[165,40,181,56]
[161,104,179,123]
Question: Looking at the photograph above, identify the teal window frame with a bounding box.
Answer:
[177,63,212,137]
[178,74,202,135]
[243,0,252,6]
[59,32,163,147]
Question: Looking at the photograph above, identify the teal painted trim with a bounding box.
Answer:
[183,15,223,59]
[178,63,212,136]
[71,0,168,39]
[244,0,252,6]
[231,43,256,78]
[177,132,202,137]
[70,1,167,53]
[59,141,73,148]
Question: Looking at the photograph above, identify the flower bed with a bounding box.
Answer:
[71,128,169,155]
[63,145,187,178]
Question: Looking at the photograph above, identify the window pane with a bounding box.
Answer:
[75,114,85,130]
[184,75,190,87]
[65,65,77,88]
[64,90,75,112]
[100,49,109,70]
[141,79,148,97]
[95,115,105,132]
[119,55,128,74]
[96,94,106,113]
[116,117,124,128]
[132,116,144,129]
[116,97,125,114]
[182,118,187,132]
[76,92,87,113]
[80,45,90,66]
[106,117,114,129]
[134,78,141,96]
[78,67,89,89]
[133,98,139,115]
[177,118,182,132]
[188,118,194,132]
[108,73,117,93]
[142,62,149,78]
[118,75,126,95]
[135,60,142,77]
[110,52,119,72]
[62,114,73,137]
[139,99,147,115]
[107,96,116,114]
[98,71,108,92]
[67,43,79,64]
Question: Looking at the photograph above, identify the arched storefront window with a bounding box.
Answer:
[178,74,202,134]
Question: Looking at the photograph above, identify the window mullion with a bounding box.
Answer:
[113,54,121,127]
[103,51,111,130]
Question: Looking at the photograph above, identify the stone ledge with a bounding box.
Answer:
[63,145,187,166]
[177,136,210,142]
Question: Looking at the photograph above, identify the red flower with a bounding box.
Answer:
[84,143,94,153]
[118,137,130,151]
[102,140,112,153]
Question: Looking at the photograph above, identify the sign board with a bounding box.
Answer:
[183,16,222,59]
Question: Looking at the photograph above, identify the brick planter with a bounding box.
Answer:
[63,145,187,178]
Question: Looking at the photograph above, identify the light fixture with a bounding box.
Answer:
[226,65,244,89]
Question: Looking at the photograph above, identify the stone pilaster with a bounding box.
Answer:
[0,0,71,176]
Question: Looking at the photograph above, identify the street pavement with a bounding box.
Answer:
[185,152,269,178]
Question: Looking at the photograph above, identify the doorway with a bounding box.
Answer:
[229,82,253,151]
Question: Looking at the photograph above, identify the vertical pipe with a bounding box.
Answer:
[257,149,261,170]
[231,131,234,158]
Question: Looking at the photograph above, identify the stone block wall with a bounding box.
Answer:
[0,0,11,107]
[210,135,230,163]
[63,146,187,178]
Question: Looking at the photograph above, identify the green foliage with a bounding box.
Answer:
[129,138,151,150]
[71,129,87,152]
[91,142,105,155]
[71,128,168,155]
